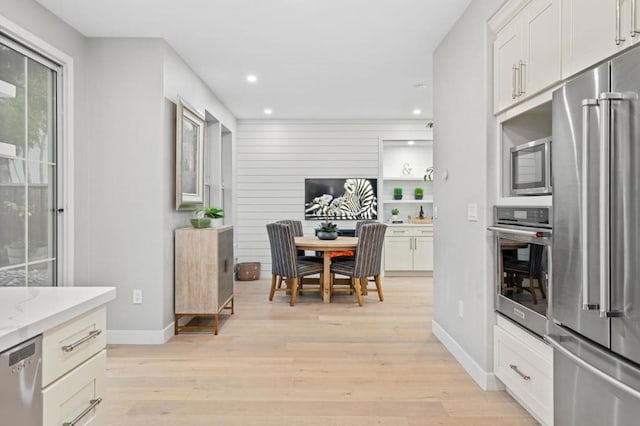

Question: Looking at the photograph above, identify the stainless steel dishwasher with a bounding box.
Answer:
[0,335,42,425]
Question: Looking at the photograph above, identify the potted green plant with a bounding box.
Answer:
[390,208,400,221]
[393,187,403,200]
[199,206,224,227]
[317,221,338,240]
[414,187,424,200]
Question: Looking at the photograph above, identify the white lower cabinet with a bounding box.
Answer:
[384,226,433,272]
[43,350,106,426]
[42,307,108,425]
[494,316,553,425]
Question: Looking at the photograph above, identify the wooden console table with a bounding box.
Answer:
[174,226,234,335]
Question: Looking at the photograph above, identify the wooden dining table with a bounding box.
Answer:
[294,236,358,303]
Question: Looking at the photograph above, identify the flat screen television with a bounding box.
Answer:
[304,178,378,220]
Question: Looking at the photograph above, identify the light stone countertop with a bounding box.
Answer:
[0,286,116,351]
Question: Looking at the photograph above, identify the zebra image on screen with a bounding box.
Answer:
[305,178,377,220]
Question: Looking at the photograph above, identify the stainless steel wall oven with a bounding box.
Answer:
[489,206,551,337]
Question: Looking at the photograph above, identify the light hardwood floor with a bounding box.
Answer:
[107,277,536,425]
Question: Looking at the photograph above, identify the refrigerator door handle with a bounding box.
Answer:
[616,0,626,45]
[632,0,639,37]
[598,92,626,318]
[545,335,640,400]
[581,99,600,310]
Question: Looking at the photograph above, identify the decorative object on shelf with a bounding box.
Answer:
[426,121,434,129]
[199,206,224,227]
[391,208,399,221]
[316,221,339,240]
[423,166,434,182]
[402,162,413,176]
[176,97,206,211]
[393,188,403,200]
[419,206,425,219]
[190,217,210,228]
[414,187,424,200]
[305,178,378,220]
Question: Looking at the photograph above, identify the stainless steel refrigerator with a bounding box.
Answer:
[550,45,640,425]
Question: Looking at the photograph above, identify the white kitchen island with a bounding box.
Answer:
[0,286,116,425]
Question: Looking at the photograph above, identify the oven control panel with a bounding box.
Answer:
[494,206,551,228]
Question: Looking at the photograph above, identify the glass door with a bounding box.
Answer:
[0,37,59,287]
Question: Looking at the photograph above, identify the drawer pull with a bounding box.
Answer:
[62,329,102,352]
[510,364,531,381]
[63,397,103,426]
[392,230,407,234]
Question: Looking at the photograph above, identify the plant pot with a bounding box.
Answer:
[208,218,224,228]
[391,215,399,221]
[415,195,423,200]
[317,231,338,240]
[190,217,211,228]
[393,194,403,200]
[6,245,24,264]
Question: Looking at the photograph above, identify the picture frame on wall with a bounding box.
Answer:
[176,97,205,210]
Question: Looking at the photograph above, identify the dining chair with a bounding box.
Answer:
[330,223,387,306]
[276,219,322,263]
[503,244,546,304]
[266,222,324,306]
[331,220,379,294]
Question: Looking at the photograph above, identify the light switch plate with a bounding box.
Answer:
[467,203,478,222]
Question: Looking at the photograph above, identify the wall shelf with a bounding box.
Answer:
[383,176,427,181]
[384,198,433,204]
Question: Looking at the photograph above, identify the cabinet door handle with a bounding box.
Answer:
[62,397,103,426]
[616,0,626,45]
[224,259,228,273]
[519,60,526,95]
[632,0,639,37]
[512,64,519,99]
[509,364,531,381]
[61,329,102,352]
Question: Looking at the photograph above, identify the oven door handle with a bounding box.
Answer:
[487,226,541,237]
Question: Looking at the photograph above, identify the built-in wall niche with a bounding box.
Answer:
[500,101,552,198]
[383,140,433,178]
[381,139,434,222]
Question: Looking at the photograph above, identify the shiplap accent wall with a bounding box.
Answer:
[236,120,429,272]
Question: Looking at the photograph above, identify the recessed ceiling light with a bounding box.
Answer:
[407,140,415,145]
[247,74,258,83]
[264,108,272,115]
[412,109,422,115]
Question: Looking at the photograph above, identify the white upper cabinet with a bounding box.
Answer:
[562,0,619,78]
[523,0,561,95]
[562,0,640,79]
[494,16,523,113]
[492,0,561,114]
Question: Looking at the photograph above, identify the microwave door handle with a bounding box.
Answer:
[582,99,600,310]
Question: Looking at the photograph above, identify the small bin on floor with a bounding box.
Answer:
[235,262,260,281]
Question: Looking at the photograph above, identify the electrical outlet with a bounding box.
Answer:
[467,203,478,222]
[132,289,142,304]
[458,300,464,318]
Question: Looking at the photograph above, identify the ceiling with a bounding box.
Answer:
[36,0,472,119]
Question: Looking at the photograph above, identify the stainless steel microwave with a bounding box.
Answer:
[510,137,552,196]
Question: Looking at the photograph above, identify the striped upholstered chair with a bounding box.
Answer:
[330,223,387,305]
[276,219,322,263]
[266,222,324,306]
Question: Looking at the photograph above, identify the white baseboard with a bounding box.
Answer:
[107,322,174,345]
[432,320,504,391]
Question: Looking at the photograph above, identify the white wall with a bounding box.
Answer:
[235,120,429,272]
[0,1,238,343]
[432,0,503,390]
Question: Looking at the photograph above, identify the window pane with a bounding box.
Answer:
[28,165,55,262]
[27,58,54,164]
[28,261,54,286]
[0,159,26,268]
[0,266,26,287]
[0,44,26,158]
